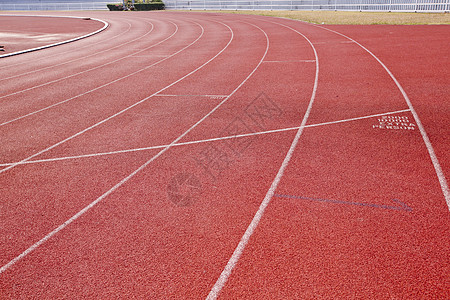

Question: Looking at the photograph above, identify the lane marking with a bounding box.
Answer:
[0,19,245,274]
[316,25,450,210]
[0,108,411,167]
[206,21,319,300]
[156,94,228,98]
[275,194,413,212]
[0,15,109,59]
[264,60,315,63]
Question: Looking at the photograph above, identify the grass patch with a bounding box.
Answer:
[188,10,450,25]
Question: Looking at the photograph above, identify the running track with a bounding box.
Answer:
[0,11,449,298]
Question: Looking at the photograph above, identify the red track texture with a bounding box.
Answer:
[0,11,448,299]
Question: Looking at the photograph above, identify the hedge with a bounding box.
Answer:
[107,2,165,11]
[107,4,124,11]
[135,3,165,10]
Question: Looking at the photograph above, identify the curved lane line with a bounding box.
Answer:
[206,20,319,300]
[314,25,449,210]
[0,15,109,59]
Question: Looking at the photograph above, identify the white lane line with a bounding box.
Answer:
[0,21,206,174]
[0,18,136,82]
[156,94,228,98]
[0,21,181,127]
[0,21,266,275]
[206,21,319,300]
[264,60,315,63]
[316,26,450,210]
[0,15,109,59]
[0,108,411,167]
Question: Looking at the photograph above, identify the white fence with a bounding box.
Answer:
[166,0,450,11]
[0,2,109,10]
[0,0,448,11]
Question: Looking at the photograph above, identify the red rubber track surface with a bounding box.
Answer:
[0,15,105,55]
[0,11,448,299]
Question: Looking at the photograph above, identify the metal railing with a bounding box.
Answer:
[165,0,450,12]
[0,0,448,11]
[0,1,110,10]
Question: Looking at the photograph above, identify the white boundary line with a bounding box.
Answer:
[0,15,109,59]
[206,20,319,299]
[315,25,449,210]
[0,109,411,167]
[156,94,228,98]
[264,60,315,63]
[0,20,179,126]
[0,20,268,276]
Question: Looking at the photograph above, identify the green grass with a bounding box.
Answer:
[188,10,450,25]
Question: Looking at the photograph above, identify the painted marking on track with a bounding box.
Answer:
[263,60,315,63]
[275,194,413,212]
[315,25,450,210]
[156,94,228,99]
[132,54,171,58]
[372,115,416,130]
[0,109,412,167]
